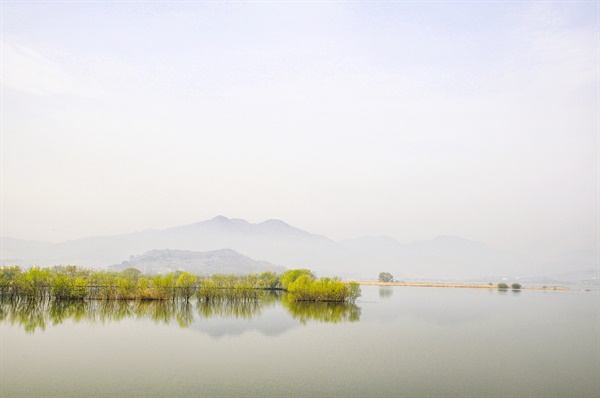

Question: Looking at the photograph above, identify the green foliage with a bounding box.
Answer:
[0,267,18,299]
[72,277,89,300]
[96,272,119,300]
[280,269,316,289]
[152,274,176,300]
[51,275,72,300]
[0,266,22,281]
[258,271,280,289]
[378,272,394,283]
[0,266,356,303]
[121,268,142,282]
[511,283,522,290]
[176,272,197,301]
[14,272,35,299]
[497,283,509,290]
[287,276,361,303]
[136,277,153,300]
[25,267,52,299]
[347,282,361,302]
[196,277,261,302]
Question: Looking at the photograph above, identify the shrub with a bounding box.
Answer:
[176,272,197,301]
[280,269,316,289]
[497,283,509,290]
[287,276,361,302]
[511,283,522,290]
[258,271,280,289]
[52,274,73,300]
[378,272,393,283]
[71,277,89,300]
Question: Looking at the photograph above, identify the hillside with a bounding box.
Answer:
[111,248,285,275]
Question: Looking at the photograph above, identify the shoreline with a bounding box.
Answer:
[349,281,569,290]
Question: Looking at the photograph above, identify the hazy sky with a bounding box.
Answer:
[1,1,598,255]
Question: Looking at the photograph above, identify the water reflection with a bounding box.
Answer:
[379,286,393,299]
[281,296,361,324]
[0,291,360,333]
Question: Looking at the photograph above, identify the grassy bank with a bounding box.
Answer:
[352,281,568,290]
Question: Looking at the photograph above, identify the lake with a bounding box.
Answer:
[1,286,598,397]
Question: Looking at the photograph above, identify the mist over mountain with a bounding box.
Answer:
[1,216,596,282]
[340,234,518,280]
[111,248,284,276]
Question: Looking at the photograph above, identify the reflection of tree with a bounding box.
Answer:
[196,300,263,319]
[49,300,89,325]
[175,302,194,327]
[281,294,361,324]
[138,301,176,325]
[379,287,393,299]
[0,300,49,333]
[0,290,361,333]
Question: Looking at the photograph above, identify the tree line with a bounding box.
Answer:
[0,265,360,303]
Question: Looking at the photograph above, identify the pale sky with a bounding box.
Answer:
[1,1,598,256]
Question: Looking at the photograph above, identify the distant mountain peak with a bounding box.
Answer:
[261,219,289,226]
[204,216,249,226]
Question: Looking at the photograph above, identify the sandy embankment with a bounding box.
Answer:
[349,281,568,290]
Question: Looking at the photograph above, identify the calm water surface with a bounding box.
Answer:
[2,286,598,397]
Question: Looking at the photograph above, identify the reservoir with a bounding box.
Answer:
[2,285,598,397]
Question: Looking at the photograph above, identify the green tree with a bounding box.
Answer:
[52,274,73,300]
[136,277,153,299]
[497,282,509,290]
[347,282,361,302]
[71,277,88,300]
[14,272,35,299]
[258,271,280,289]
[116,277,136,299]
[152,274,176,300]
[280,269,316,289]
[121,268,142,282]
[511,283,522,290]
[378,272,394,283]
[26,267,52,300]
[96,272,118,300]
[176,272,197,301]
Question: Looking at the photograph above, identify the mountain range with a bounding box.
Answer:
[1,216,597,283]
[111,248,284,276]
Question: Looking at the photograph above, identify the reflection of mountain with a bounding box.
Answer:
[2,216,597,281]
[110,248,285,275]
[190,304,300,338]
